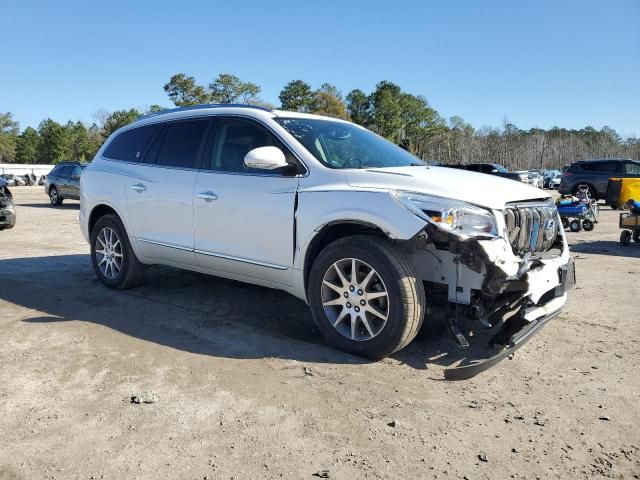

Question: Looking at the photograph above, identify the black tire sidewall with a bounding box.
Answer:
[308,238,420,359]
[90,215,133,288]
[569,220,581,232]
[49,187,62,206]
[620,231,632,246]
[582,220,594,231]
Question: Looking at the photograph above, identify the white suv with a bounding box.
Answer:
[80,105,574,378]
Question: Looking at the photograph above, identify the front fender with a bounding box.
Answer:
[294,190,425,270]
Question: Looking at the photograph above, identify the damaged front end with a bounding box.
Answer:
[396,194,575,380]
[0,179,16,231]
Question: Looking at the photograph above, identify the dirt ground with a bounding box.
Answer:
[1,186,639,480]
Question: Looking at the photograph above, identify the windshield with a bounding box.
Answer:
[275,117,423,169]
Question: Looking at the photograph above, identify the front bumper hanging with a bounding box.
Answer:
[443,257,576,380]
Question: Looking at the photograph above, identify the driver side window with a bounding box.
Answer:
[208,118,298,175]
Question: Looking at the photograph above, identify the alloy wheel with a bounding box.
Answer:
[321,258,389,341]
[95,227,123,279]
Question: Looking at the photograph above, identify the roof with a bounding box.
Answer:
[136,103,272,122]
[134,104,353,126]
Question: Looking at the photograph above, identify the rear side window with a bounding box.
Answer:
[154,120,209,169]
[57,166,72,177]
[625,162,640,175]
[580,161,621,173]
[103,124,159,162]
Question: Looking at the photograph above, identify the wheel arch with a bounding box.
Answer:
[302,220,392,295]
[572,181,598,199]
[88,203,125,237]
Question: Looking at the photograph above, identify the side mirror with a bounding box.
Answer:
[244,146,289,171]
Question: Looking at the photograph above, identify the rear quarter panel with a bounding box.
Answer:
[79,160,129,244]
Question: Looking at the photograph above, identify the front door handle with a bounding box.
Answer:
[130,183,147,192]
[197,191,218,202]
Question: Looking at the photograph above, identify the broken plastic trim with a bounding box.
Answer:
[443,307,562,381]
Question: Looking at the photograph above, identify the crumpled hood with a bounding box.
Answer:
[345,166,551,210]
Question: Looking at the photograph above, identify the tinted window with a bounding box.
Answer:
[581,161,621,173]
[155,120,208,169]
[71,166,83,177]
[625,162,640,175]
[209,118,296,174]
[57,166,72,177]
[103,124,159,162]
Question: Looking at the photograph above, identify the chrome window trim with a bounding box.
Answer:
[102,113,309,177]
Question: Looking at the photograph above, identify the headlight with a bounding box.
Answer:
[392,191,497,238]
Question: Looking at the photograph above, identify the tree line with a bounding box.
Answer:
[1,72,638,169]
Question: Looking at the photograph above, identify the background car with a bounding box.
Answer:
[543,169,562,188]
[0,176,16,230]
[558,158,640,200]
[549,172,562,189]
[44,161,87,206]
[443,163,528,183]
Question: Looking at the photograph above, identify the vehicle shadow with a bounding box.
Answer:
[570,240,640,258]
[0,254,496,375]
[18,203,80,209]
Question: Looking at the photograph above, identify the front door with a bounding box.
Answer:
[193,117,299,286]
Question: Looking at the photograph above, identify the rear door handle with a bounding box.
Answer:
[130,183,147,192]
[197,191,218,202]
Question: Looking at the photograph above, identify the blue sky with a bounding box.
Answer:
[2,0,639,137]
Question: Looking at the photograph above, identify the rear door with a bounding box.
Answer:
[67,165,83,199]
[56,166,72,196]
[193,116,299,286]
[118,119,210,266]
[582,161,623,196]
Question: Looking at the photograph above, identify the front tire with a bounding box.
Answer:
[307,235,425,360]
[49,186,63,206]
[90,214,144,289]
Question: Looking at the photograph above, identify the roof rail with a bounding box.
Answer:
[136,103,273,121]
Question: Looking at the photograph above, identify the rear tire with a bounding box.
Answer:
[633,230,640,243]
[573,184,596,201]
[620,230,632,246]
[90,214,144,289]
[307,235,425,360]
[582,219,594,231]
[49,186,63,206]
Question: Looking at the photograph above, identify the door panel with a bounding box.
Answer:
[122,119,209,266]
[193,171,297,285]
[68,165,82,198]
[125,164,197,265]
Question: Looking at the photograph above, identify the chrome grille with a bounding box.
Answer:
[504,200,558,255]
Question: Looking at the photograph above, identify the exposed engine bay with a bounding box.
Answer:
[400,199,575,379]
